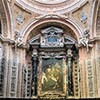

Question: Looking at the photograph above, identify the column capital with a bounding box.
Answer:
[67,49,73,58]
[32,49,38,57]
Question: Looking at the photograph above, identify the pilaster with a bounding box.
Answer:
[95,41,100,97]
[3,43,9,97]
[37,57,42,97]
[10,47,19,97]
[17,48,23,97]
[6,45,13,97]
[0,42,3,97]
[79,48,87,98]
[18,48,26,98]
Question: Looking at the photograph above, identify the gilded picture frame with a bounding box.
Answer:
[38,57,67,98]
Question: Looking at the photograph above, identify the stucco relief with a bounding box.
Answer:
[14,30,25,47]
[16,12,24,24]
[14,4,31,31]
[86,59,94,97]
[80,12,87,23]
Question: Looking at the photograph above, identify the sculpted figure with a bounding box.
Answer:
[15,31,23,47]
[79,29,90,52]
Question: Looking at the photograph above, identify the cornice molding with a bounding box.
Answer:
[34,0,66,5]
[90,37,100,42]
[0,35,28,49]
[0,35,14,44]
[15,0,87,14]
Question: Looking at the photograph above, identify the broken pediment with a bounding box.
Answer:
[29,34,40,45]
[64,35,76,44]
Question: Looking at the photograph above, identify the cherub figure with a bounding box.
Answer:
[79,29,90,52]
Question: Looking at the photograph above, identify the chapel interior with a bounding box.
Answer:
[0,0,100,99]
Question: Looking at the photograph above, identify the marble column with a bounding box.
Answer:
[32,49,38,97]
[67,49,73,96]
[37,57,42,97]
[3,43,9,97]
[62,58,67,96]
